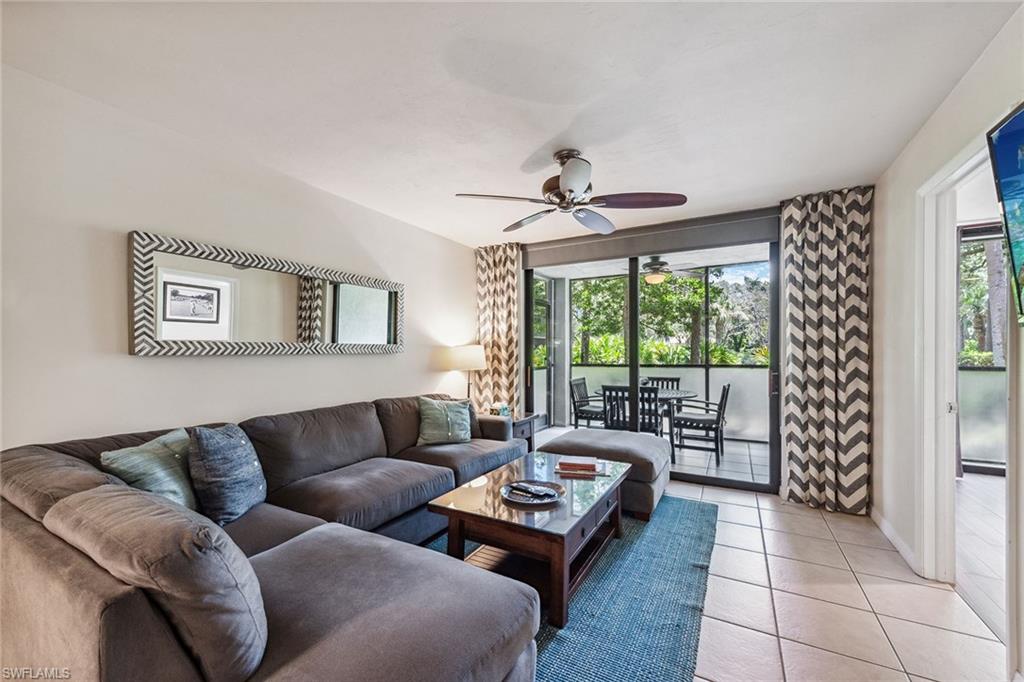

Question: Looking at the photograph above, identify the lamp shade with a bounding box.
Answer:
[446,344,487,371]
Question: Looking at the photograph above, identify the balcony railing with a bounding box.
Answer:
[568,364,769,442]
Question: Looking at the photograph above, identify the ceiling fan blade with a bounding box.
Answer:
[589,192,688,209]
[456,193,549,205]
[572,208,615,235]
[559,157,592,198]
[503,208,556,233]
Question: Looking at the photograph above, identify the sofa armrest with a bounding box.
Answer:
[477,415,513,441]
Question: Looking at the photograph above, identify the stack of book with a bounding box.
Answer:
[554,456,606,479]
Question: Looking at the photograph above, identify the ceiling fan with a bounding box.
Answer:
[634,256,700,284]
[456,149,688,235]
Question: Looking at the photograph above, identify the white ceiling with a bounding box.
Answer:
[3,2,1018,247]
[536,243,769,279]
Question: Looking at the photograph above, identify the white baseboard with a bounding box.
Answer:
[870,507,925,577]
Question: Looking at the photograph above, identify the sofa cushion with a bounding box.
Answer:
[396,438,527,486]
[0,446,124,521]
[223,503,326,557]
[248,524,539,682]
[189,425,267,525]
[42,485,267,682]
[240,402,387,493]
[538,428,670,482]
[100,428,197,509]
[374,394,482,456]
[373,505,448,545]
[268,458,454,531]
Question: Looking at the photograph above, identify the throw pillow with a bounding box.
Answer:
[43,484,267,682]
[417,396,472,445]
[100,428,196,509]
[189,424,267,525]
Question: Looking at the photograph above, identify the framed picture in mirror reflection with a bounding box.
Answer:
[162,281,221,324]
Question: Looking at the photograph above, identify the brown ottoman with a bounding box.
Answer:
[537,429,671,520]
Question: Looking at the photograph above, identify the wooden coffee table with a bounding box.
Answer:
[428,453,632,627]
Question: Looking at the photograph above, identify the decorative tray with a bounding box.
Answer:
[499,479,566,507]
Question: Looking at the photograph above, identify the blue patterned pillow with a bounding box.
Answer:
[188,424,266,525]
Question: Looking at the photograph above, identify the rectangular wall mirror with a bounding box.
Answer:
[129,231,403,356]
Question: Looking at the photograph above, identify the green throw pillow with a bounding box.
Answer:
[417,396,472,446]
[100,428,197,509]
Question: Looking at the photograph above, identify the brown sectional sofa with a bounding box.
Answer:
[0,395,537,681]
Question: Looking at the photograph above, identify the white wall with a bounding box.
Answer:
[872,9,1023,564]
[1,67,477,447]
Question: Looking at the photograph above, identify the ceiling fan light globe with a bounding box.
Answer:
[559,157,592,197]
[644,272,667,285]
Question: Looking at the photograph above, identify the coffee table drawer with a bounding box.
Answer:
[595,491,616,525]
[566,510,598,559]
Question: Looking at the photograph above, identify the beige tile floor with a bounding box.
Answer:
[664,481,1007,682]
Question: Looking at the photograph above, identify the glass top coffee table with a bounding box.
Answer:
[428,453,632,627]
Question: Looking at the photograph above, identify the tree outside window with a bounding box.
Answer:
[569,261,770,367]
[959,237,1007,368]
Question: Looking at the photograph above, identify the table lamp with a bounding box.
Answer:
[446,344,487,399]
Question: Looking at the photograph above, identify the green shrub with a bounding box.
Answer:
[958,339,994,367]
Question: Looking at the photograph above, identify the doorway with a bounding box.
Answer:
[954,170,1008,642]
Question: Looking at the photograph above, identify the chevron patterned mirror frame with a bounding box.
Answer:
[128,231,404,356]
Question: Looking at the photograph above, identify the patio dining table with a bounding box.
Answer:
[590,388,698,403]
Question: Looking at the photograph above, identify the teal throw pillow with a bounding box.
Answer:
[417,396,472,446]
[100,428,197,509]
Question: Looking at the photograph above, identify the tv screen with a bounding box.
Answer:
[988,100,1024,318]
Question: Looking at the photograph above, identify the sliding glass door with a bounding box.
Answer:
[528,241,781,493]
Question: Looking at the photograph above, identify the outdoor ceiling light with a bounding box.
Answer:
[641,256,672,284]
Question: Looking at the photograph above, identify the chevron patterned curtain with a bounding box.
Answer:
[296,277,326,343]
[472,243,521,414]
[782,186,873,514]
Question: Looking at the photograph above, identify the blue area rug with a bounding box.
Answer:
[427,495,718,681]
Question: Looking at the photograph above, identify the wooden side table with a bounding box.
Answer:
[511,413,538,452]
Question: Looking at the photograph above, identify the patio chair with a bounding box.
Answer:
[669,384,731,466]
[570,377,604,428]
[642,375,682,427]
[642,376,680,390]
[602,385,662,435]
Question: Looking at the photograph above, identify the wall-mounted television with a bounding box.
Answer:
[988,100,1024,319]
